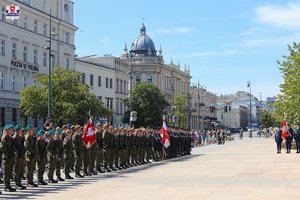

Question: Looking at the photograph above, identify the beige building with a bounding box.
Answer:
[120,23,191,127]
[0,0,77,128]
[75,56,129,127]
[190,85,218,130]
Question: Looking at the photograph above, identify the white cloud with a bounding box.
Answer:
[243,33,300,47]
[149,27,192,36]
[256,2,300,29]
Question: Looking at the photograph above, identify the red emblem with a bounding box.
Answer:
[10,5,15,12]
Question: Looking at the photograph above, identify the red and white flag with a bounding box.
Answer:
[83,117,96,148]
[282,120,288,140]
[160,120,170,148]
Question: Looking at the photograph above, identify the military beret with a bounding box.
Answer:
[75,125,81,129]
[71,125,75,129]
[62,124,68,129]
[14,124,22,131]
[21,127,26,131]
[37,130,46,136]
[47,129,54,136]
[103,124,109,128]
[4,124,14,130]
[26,125,33,130]
[55,130,63,136]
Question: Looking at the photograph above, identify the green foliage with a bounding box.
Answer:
[122,82,169,128]
[275,42,300,124]
[19,66,110,126]
[261,111,277,128]
[174,93,187,128]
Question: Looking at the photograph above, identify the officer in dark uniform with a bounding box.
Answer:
[55,130,65,181]
[70,125,76,171]
[275,126,283,153]
[72,125,84,178]
[63,129,74,179]
[286,124,294,153]
[25,125,38,187]
[294,123,300,153]
[13,125,26,190]
[36,130,47,185]
[2,124,16,192]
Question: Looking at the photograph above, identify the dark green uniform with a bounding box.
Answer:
[72,132,84,176]
[47,137,57,181]
[13,133,26,187]
[55,138,64,180]
[2,133,15,190]
[63,136,73,178]
[103,130,111,172]
[36,137,47,184]
[95,130,104,172]
[25,134,37,186]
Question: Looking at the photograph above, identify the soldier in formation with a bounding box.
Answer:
[0,123,193,193]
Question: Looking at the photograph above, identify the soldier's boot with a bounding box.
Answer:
[4,186,16,192]
[65,174,74,179]
[97,167,105,173]
[16,184,27,190]
[0,179,3,183]
[27,182,38,187]
[48,178,58,183]
[83,170,89,176]
[57,177,65,181]
[75,173,84,178]
[104,166,111,172]
[38,180,48,186]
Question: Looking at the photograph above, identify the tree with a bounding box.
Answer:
[275,42,300,124]
[174,93,187,128]
[19,66,111,126]
[261,111,275,128]
[123,82,169,128]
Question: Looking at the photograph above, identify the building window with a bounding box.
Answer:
[90,74,94,86]
[147,76,153,83]
[23,46,28,62]
[65,58,70,69]
[64,31,70,44]
[106,78,109,88]
[98,76,101,87]
[136,76,141,82]
[0,40,5,56]
[116,79,119,92]
[43,23,47,36]
[110,78,113,89]
[1,7,5,21]
[12,108,17,124]
[12,43,17,59]
[0,71,4,90]
[51,55,55,67]
[24,16,28,29]
[81,73,85,84]
[12,74,16,91]
[116,100,119,114]
[43,52,47,66]
[120,101,123,114]
[120,80,123,93]
[23,76,27,88]
[124,81,126,94]
[34,118,38,127]
[52,27,56,38]
[0,108,5,127]
[34,20,38,33]
[33,49,38,64]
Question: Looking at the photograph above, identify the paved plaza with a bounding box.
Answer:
[1,135,300,200]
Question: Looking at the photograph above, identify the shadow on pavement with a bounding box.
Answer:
[0,154,202,199]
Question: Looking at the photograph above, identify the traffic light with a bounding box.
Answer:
[224,106,228,112]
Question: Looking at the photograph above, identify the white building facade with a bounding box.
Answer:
[0,0,77,128]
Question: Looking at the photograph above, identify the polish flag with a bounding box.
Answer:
[83,117,96,148]
[282,120,288,140]
[160,120,170,148]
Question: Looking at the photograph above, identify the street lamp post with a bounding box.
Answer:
[44,10,57,119]
[247,81,251,128]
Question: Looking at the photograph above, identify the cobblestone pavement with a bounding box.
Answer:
[1,136,299,200]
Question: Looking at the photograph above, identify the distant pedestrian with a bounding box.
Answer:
[275,127,283,153]
[286,124,294,153]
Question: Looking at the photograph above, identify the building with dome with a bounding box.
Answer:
[120,23,192,127]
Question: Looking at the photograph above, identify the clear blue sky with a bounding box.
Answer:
[73,0,300,100]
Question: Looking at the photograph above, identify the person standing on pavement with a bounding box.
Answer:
[294,123,300,153]
[63,129,74,179]
[2,124,16,192]
[25,125,38,187]
[72,125,84,178]
[47,129,58,183]
[55,130,65,181]
[13,125,26,190]
[275,127,283,153]
[286,124,294,153]
[36,130,48,185]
